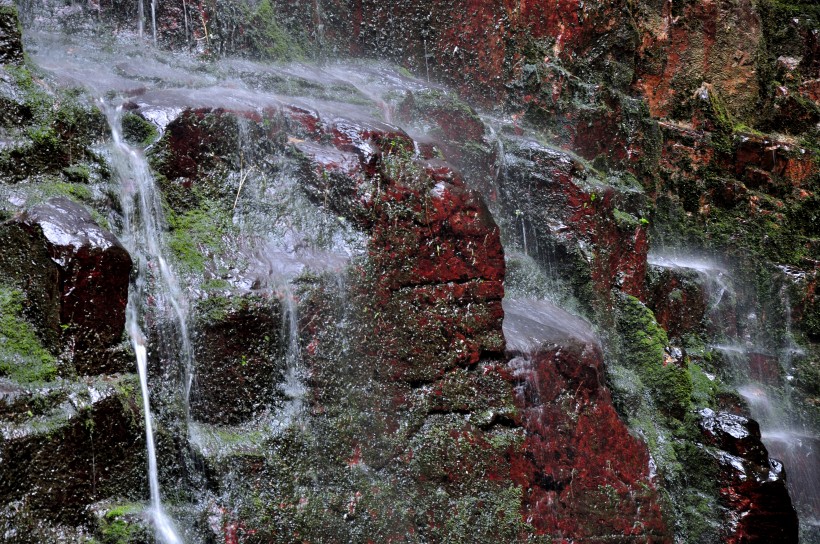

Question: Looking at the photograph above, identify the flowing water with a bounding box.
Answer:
[13,5,819,540]
[649,251,820,540]
[106,103,189,543]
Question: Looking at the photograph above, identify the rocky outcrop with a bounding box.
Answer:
[499,136,650,309]
[0,1,22,65]
[699,408,799,543]
[505,299,669,542]
[190,293,285,425]
[0,376,146,532]
[0,0,816,538]
[0,197,132,375]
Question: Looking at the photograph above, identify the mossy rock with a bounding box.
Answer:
[121,112,158,148]
[0,283,57,384]
[616,292,693,419]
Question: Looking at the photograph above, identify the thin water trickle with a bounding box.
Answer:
[138,0,144,39]
[151,0,157,45]
[105,103,193,543]
[132,323,182,544]
[277,288,307,429]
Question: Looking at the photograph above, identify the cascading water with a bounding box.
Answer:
[131,326,183,544]
[106,103,192,544]
[7,1,815,538]
[650,251,820,541]
[151,0,157,45]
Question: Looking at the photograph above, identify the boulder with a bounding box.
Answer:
[699,408,799,543]
[0,377,146,528]
[0,197,132,375]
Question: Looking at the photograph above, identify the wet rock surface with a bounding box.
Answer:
[699,408,800,544]
[499,136,649,309]
[0,376,146,531]
[505,300,669,542]
[190,293,285,425]
[0,1,22,65]
[0,197,132,375]
[0,0,818,541]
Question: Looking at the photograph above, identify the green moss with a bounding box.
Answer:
[103,503,143,519]
[166,199,233,272]
[689,362,722,408]
[4,64,52,120]
[97,502,150,544]
[0,283,57,384]
[612,208,641,229]
[616,294,693,419]
[244,0,304,61]
[617,293,668,368]
[40,180,93,201]
[121,112,158,147]
[0,66,106,181]
[62,164,91,183]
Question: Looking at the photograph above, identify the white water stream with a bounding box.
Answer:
[650,251,820,538]
[106,104,190,543]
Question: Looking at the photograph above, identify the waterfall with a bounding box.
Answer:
[132,324,182,544]
[653,251,820,536]
[277,288,306,429]
[138,0,144,38]
[105,102,193,544]
[151,0,157,44]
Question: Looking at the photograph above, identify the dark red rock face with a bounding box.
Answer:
[507,341,669,542]
[500,137,649,306]
[0,197,132,374]
[646,266,709,341]
[295,110,506,383]
[699,409,799,544]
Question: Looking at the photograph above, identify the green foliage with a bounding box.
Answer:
[0,283,57,384]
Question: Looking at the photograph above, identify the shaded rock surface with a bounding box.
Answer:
[699,408,800,544]
[0,376,146,535]
[0,197,132,375]
[190,293,285,425]
[0,1,22,65]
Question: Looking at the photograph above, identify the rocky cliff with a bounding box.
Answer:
[0,0,817,543]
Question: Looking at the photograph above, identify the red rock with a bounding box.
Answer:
[798,79,820,103]
[500,136,649,305]
[646,265,709,340]
[0,197,132,374]
[699,408,799,543]
[733,136,817,188]
[635,0,762,121]
[504,300,669,542]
